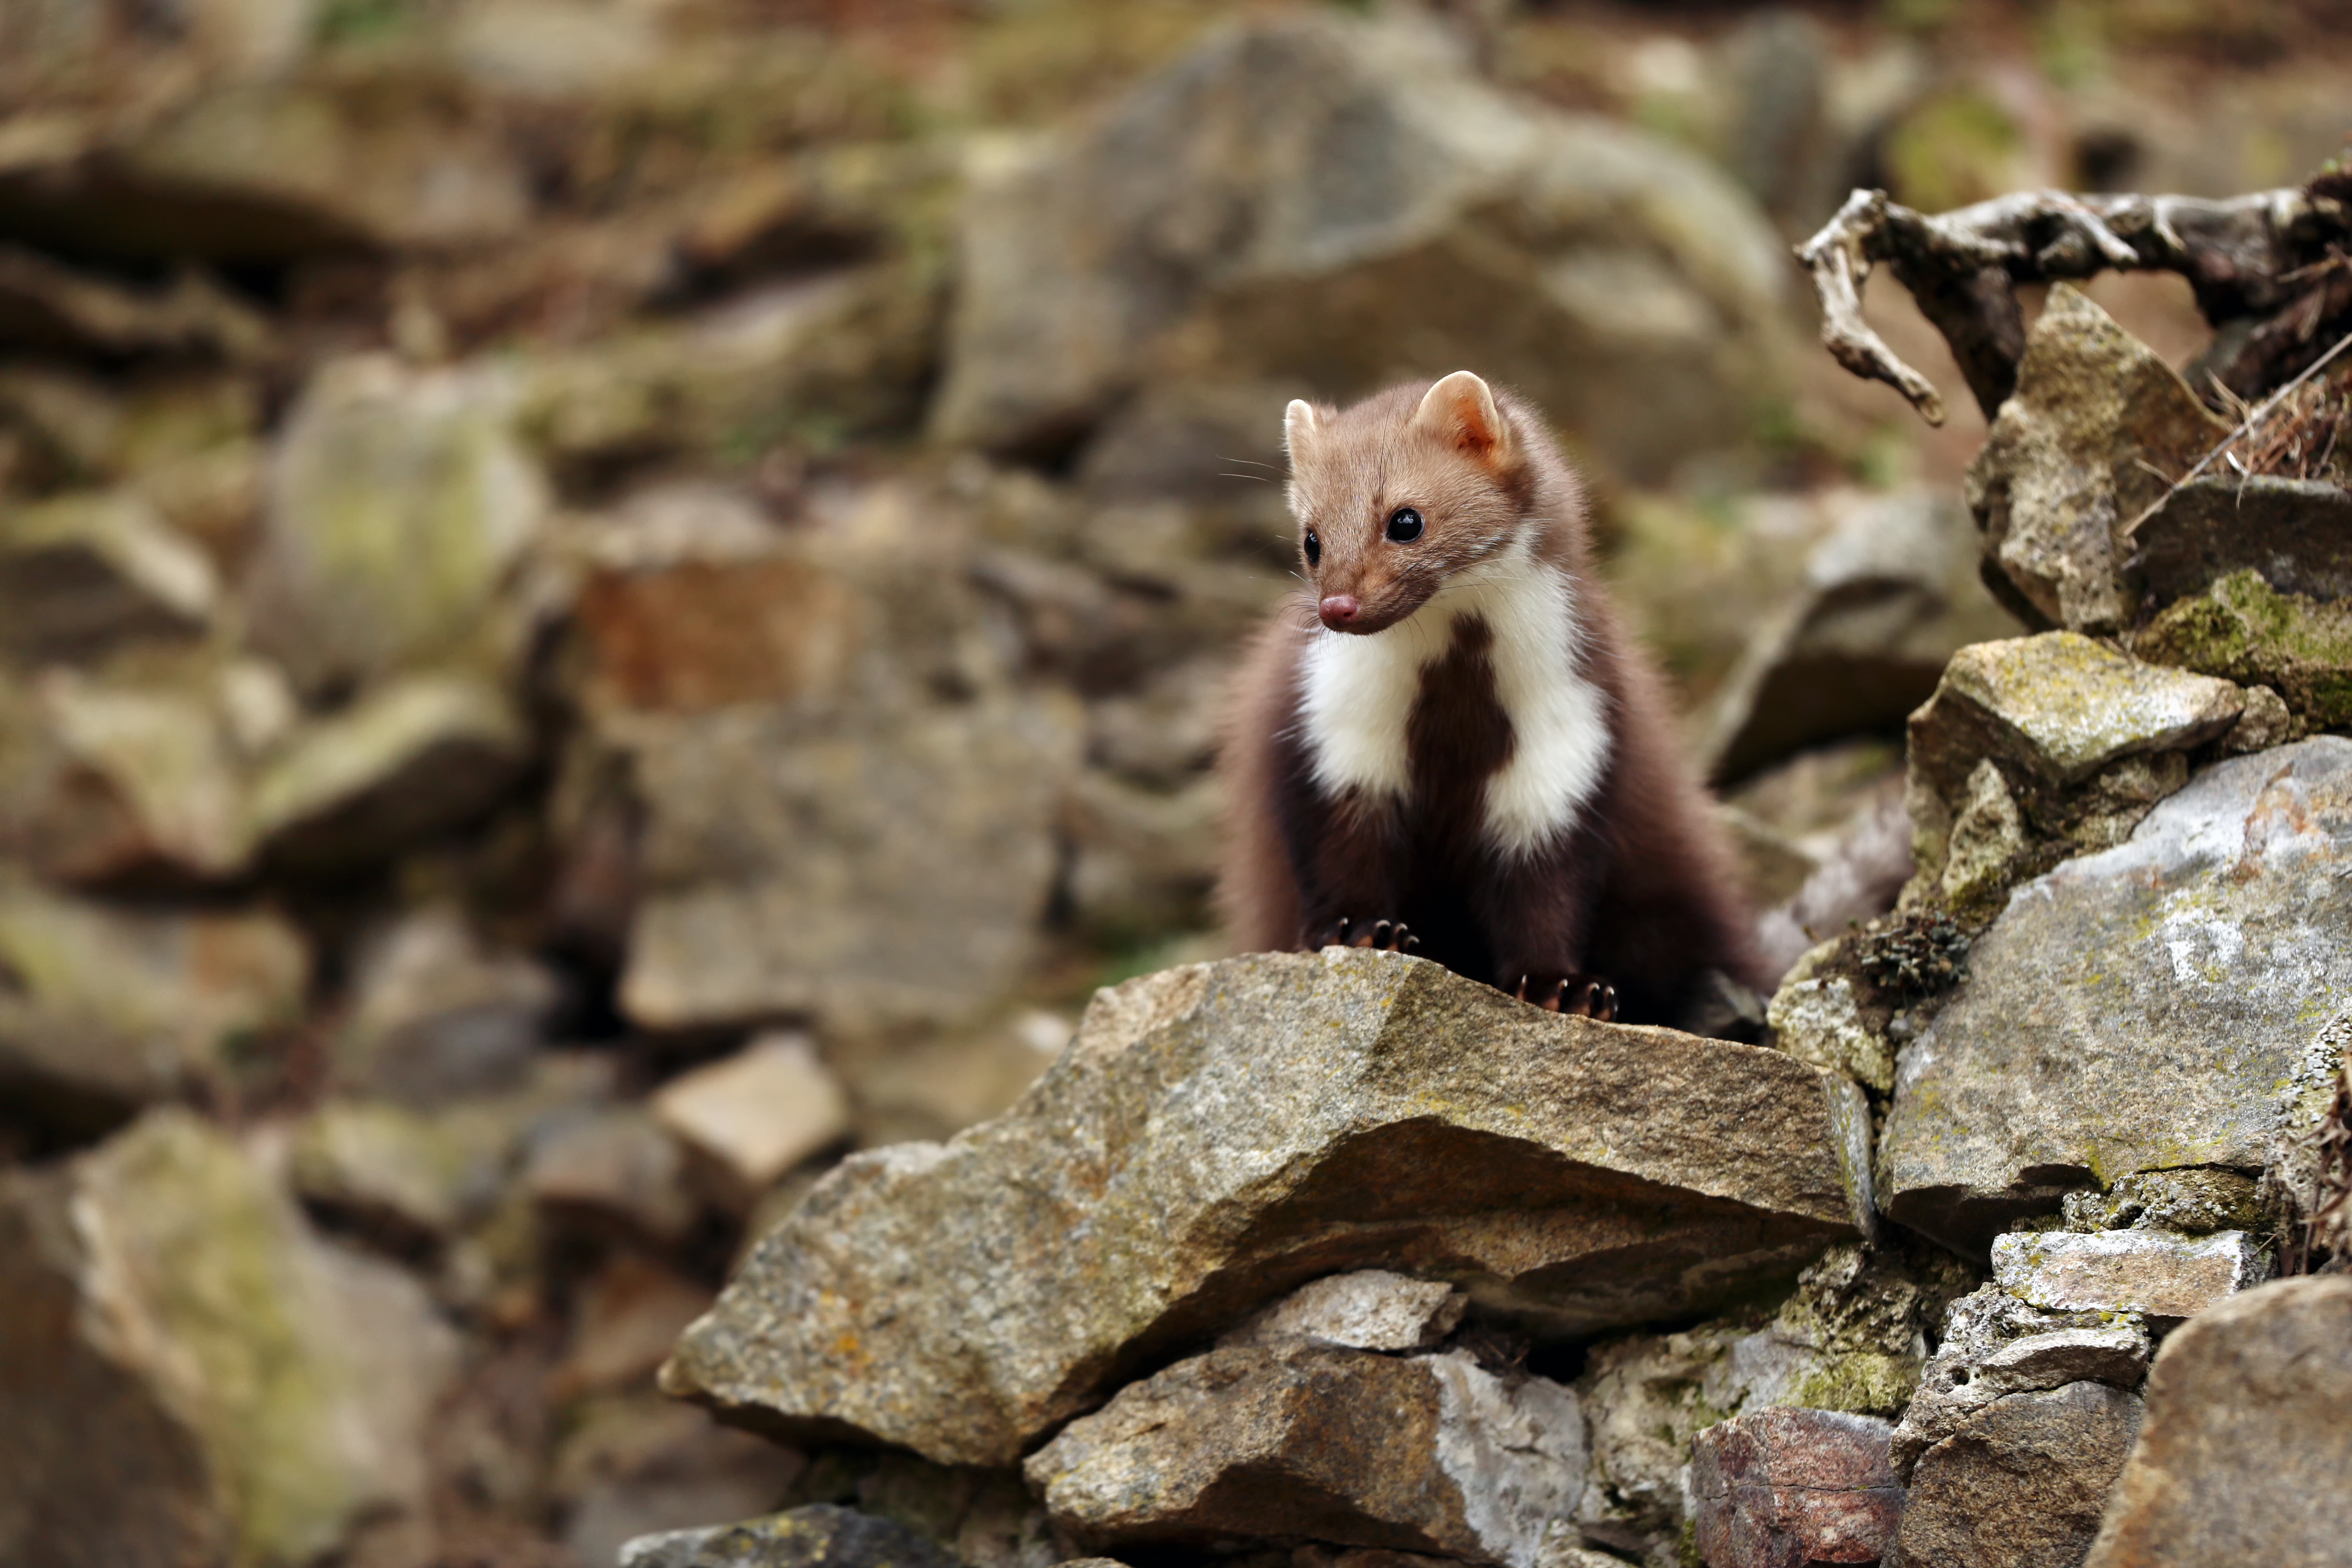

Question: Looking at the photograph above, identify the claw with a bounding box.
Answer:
[1402,933,1421,953]
[1515,974,1531,1002]
[1367,920,1392,949]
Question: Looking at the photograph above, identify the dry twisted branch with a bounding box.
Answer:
[1798,178,2352,426]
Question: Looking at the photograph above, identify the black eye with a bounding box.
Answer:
[1303,529,1321,567]
[1386,507,1424,543]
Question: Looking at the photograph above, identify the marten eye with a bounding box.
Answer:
[1386,507,1424,543]
[1302,529,1321,567]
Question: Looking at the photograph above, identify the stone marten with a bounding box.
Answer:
[1216,372,1760,1026]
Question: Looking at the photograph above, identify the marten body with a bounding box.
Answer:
[1216,372,1759,1025]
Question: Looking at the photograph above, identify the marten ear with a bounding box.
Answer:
[1412,371,1510,466]
[1283,399,1321,466]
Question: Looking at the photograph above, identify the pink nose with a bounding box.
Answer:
[1318,594,1360,630]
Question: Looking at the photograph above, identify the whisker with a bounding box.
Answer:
[1217,455,1283,471]
[1219,471,1274,483]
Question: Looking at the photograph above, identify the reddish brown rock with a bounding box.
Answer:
[1692,1407,1904,1568]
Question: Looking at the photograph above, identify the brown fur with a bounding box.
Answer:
[1215,375,1760,1027]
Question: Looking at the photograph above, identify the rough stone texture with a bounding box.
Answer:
[2133,566,2352,732]
[652,1033,851,1210]
[1219,1270,1468,1353]
[1990,1228,2269,1318]
[1885,1381,2142,1568]
[662,949,1875,1467]
[247,672,527,867]
[2083,1276,2352,1568]
[1890,1284,2151,1479]
[2126,475,2352,609]
[933,11,1794,483]
[250,354,543,697]
[1906,633,2243,807]
[2060,1167,2266,1237]
[1702,487,2014,784]
[0,879,307,1137]
[1882,738,2352,1253]
[0,1109,458,1568]
[1691,1407,1903,1568]
[1766,954,1893,1093]
[0,489,217,663]
[619,1504,963,1568]
[1025,1342,1584,1568]
[1964,285,2230,634]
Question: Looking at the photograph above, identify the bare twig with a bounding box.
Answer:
[1797,182,2351,424]
[2124,327,2352,531]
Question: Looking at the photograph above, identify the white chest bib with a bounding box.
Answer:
[1297,553,1612,859]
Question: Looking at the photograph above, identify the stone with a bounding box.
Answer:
[0,244,274,364]
[933,11,1795,482]
[0,880,307,1138]
[1990,1229,2268,1319]
[1701,487,2014,784]
[1881,738,2352,1253]
[1061,767,1223,938]
[617,692,1082,1032]
[2133,567,2352,732]
[2060,1167,2267,1236]
[2219,683,2293,754]
[551,1255,716,1401]
[2125,474,2352,609]
[573,550,860,718]
[248,673,528,868]
[1690,1407,1904,1568]
[2083,1276,2352,1568]
[526,1106,700,1248]
[1936,757,2029,903]
[1964,285,2230,633]
[1218,1270,1468,1353]
[0,490,217,663]
[553,1395,808,1568]
[1906,633,2243,808]
[831,1009,1072,1148]
[1890,1285,2151,1479]
[1885,1381,2142,1568]
[619,1505,963,1568]
[1766,956,1894,1093]
[335,904,560,1104]
[662,949,1875,1466]
[652,1033,851,1210]
[1025,1342,1584,1568]
[288,1096,519,1251]
[250,354,545,698]
[0,1109,458,1568]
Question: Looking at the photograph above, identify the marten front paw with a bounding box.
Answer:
[1318,917,1420,955]
[1514,973,1618,1022]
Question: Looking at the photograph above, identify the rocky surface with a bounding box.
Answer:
[620,1504,963,1568]
[665,948,1874,1465]
[2083,1277,2352,1568]
[1886,1380,2143,1568]
[1990,1228,2269,1318]
[1882,738,2352,1253]
[1027,1341,1583,1566]
[1690,1407,1904,1568]
[0,1109,457,1568]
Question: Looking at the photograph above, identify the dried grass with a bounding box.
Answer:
[2208,365,2352,484]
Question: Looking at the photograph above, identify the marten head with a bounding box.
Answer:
[1283,371,1547,636]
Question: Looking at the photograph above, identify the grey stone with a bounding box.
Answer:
[1025,1343,1583,1568]
[2083,1276,2352,1568]
[250,354,544,698]
[1890,1280,2152,1480]
[0,880,307,1138]
[1906,633,2243,808]
[0,1109,458,1568]
[933,11,1794,483]
[1218,1270,1468,1353]
[652,1033,851,1212]
[288,1096,523,1250]
[1702,487,2015,784]
[1766,952,1894,1093]
[1691,1407,1903,1568]
[1991,1228,2269,1319]
[551,1395,809,1568]
[661,949,1875,1467]
[2219,683,2294,754]
[1881,738,2352,1253]
[336,903,558,1104]
[1938,758,2029,903]
[619,1504,962,1568]
[2058,1167,2266,1235]
[1886,1381,2142,1568]
[2126,475,2352,610]
[0,490,217,664]
[1964,285,2231,634]
[526,1105,700,1248]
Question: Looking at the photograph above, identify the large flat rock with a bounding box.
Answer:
[2083,1276,2352,1568]
[1882,738,2352,1253]
[662,949,1874,1466]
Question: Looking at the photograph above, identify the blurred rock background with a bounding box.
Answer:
[0,0,2346,1564]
